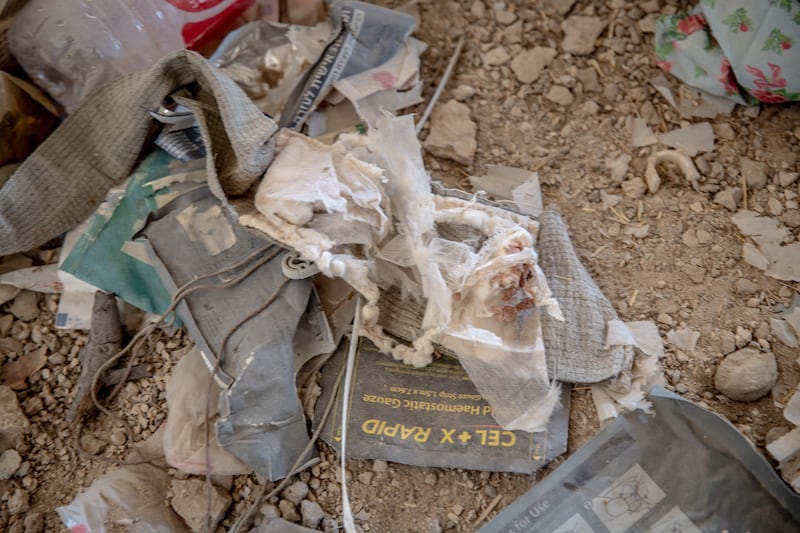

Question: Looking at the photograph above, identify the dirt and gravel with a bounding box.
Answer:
[1,1,799,532]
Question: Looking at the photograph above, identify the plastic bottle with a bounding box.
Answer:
[8,0,256,112]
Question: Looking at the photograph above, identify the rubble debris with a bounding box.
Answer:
[714,187,742,212]
[735,325,753,349]
[545,85,574,106]
[714,347,778,402]
[0,448,21,479]
[645,150,701,194]
[622,178,647,199]
[0,385,29,452]
[300,500,325,529]
[561,16,606,55]
[657,122,715,157]
[732,210,800,282]
[510,47,557,84]
[771,318,799,348]
[628,116,657,147]
[741,157,768,190]
[423,99,478,164]
[778,171,799,188]
[667,328,700,353]
[767,427,800,493]
[483,47,511,66]
[452,84,476,101]
[283,481,310,506]
[7,488,29,515]
[171,478,231,532]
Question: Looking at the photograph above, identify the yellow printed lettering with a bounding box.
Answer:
[440,428,455,444]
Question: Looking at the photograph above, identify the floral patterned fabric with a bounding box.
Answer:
[655,0,800,104]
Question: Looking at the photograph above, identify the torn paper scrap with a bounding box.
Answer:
[732,210,800,282]
[592,351,665,424]
[606,320,665,358]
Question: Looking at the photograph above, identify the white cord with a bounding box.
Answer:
[340,296,362,533]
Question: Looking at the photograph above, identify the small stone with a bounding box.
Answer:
[714,123,736,141]
[424,100,477,165]
[483,47,511,66]
[171,478,231,532]
[545,85,574,106]
[80,434,107,456]
[23,512,44,533]
[495,8,516,25]
[766,427,790,445]
[505,19,523,43]
[22,396,43,417]
[47,353,66,366]
[372,459,388,472]
[358,471,374,486]
[768,197,784,216]
[735,326,753,349]
[713,187,742,212]
[561,16,606,55]
[7,488,29,515]
[110,428,127,446]
[0,315,12,337]
[0,385,29,453]
[9,291,38,322]
[715,348,778,402]
[452,85,476,101]
[734,278,760,296]
[740,157,768,190]
[676,383,689,394]
[581,101,600,115]
[720,331,737,355]
[0,449,21,479]
[657,313,674,327]
[261,503,281,520]
[470,0,484,18]
[279,499,301,522]
[301,500,325,528]
[696,229,711,244]
[576,67,601,93]
[425,517,444,533]
[509,47,556,84]
[620,178,646,199]
[682,264,706,284]
[771,319,799,348]
[682,229,699,247]
[283,481,309,505]
[780,209,800,228]
[778,171,799,187]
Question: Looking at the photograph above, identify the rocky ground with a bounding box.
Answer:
[1,0,799,532]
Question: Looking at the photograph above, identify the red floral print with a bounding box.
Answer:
[677,15,707,35]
